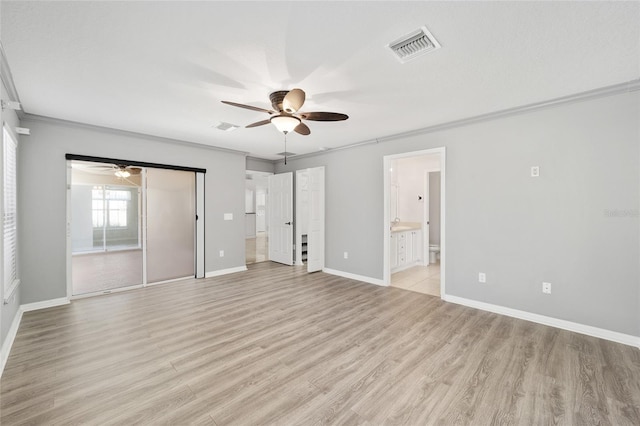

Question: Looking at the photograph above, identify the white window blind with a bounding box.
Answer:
[3,125,19,297]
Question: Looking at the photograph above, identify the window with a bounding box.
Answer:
[92,187,131,228]
[3,125,19,297]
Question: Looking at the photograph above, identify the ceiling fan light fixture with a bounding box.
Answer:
[271,114,301,134]
[115,169,131,178]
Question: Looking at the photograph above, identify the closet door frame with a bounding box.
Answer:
[65,154,206,300]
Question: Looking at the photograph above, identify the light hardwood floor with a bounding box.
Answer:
[72,249,143,295]
[245,232,268,264]
[2,262,639,425]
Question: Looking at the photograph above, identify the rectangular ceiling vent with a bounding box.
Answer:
[387,26,441,63]
[213,121,239,132]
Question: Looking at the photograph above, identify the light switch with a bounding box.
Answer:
[224,213,233,220]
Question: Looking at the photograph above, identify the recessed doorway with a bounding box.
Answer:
[383,147,446,297]
[245,170,272,265]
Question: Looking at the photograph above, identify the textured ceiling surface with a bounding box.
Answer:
[2,1,639,159]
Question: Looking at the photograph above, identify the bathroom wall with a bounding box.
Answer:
[395,155,441,223]
[429,171,441,245]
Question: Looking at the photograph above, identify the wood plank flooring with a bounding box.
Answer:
[2,262,639,425]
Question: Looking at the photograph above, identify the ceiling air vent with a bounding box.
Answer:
[387,26,441,63]
[213,121,239,132]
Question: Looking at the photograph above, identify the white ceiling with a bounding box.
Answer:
[2,1,639,160]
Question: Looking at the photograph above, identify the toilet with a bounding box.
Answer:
[429,244,440,264]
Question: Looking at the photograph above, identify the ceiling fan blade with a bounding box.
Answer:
[294,122,311,135]
[300,112,349,121]
[246,119,271,128]
[283,88,306,113]
[221,100,273,114]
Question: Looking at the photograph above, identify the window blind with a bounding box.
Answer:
[3,126,18,295]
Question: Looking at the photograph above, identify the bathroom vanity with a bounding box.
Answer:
[390,224,422,272]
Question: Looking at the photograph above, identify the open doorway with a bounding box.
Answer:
[245,170,272,265]
[384,147,445,297]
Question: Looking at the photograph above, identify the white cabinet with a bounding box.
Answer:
[410,230,422,264]
[391,229,422,273]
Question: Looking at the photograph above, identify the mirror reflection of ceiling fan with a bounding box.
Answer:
[222,88,348,136]
[74,162,143,178]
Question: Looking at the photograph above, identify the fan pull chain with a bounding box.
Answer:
[284,133,288,165]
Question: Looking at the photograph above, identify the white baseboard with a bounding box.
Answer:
[0,308,23,378]
[443,294,640,348]
[21,297,70,313]
[205,266,247,278]
[323,268,386,287]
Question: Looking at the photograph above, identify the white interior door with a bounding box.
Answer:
[268,172,293,265]
[306,167,325,272]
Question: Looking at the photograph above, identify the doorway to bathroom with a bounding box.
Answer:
[383,147,445,297]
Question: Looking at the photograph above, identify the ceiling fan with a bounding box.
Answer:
[113,165,142,178]
[221,88,348,136]
[74,162,143,178]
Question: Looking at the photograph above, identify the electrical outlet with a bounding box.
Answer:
[531,166,540,177]
[542,282,551,294]
[219,250,224,257]
[344,252,349,259]
[478,272,486,283]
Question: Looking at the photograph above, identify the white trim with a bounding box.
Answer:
[71,284,144,300]
[141,168,148,286]
[66,161,73,299]
[443,295,640,349]
[322,268,386,287]
[205,266,247,278]
[146,275,193,287]
[0,307,22,378]
[280,79,640,163]
[3,278,19,304]
[390,261,423,274]
[196,172,205,278]
[21,297,70,312]
[383,147,446,299]
[22,113,248,156]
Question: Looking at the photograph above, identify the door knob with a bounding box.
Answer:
[285,221,292,225]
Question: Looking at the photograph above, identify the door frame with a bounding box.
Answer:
[383,147,446,297]
[66,158,206,299]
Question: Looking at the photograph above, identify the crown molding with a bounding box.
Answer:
[21,113,250,156]
[0,40,25,119]
[279,78,640,164]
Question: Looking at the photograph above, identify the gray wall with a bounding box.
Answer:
[0,79,21,349]
[429,172,441,246]
[18,117,247,304]
[277,90,640,336]
[246,156,275,174]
